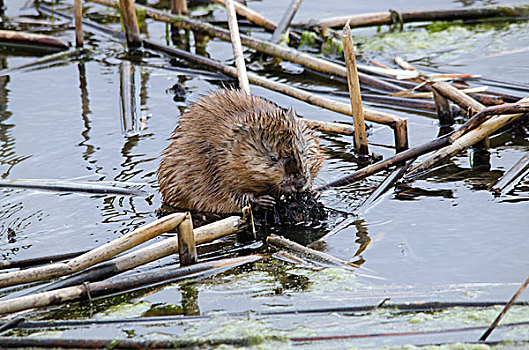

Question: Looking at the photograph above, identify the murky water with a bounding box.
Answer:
[1,0,529,347]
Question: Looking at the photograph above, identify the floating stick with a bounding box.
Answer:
[0,29,69,52]
[0,179,146,196]
[267,234,359,269]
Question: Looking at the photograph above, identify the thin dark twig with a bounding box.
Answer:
[479,274,529,341]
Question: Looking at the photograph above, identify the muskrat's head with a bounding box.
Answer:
[223,107,324,196]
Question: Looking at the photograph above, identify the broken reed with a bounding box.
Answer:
[88,0,410,150]
[342,20,368,156]
[118,0,141,48]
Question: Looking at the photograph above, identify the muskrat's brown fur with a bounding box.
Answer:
[158,89,324,214]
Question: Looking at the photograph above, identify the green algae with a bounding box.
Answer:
[354,20,529,63]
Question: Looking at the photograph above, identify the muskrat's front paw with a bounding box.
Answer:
[255,195,276,209]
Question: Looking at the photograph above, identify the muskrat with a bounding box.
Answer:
[157,89,324,214]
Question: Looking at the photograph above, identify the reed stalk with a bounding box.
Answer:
[0,255,262,315]
[0,250,90,270]
[407,97,529,177]
[0,29,69,52]
[432,81,485,115]
[270,0,303,43]
[267,234,359,269]
[432,90,454,126]
[29,216,243,293]
[211,0,277,31]
[480,275,529,341]
[172,0,187,15]
[224,0,250,94]
[342,20,368,156]
[356,159,415,214]
[305,4,529,28]
[0,179,146,196]
[0,213,185,288]
[143,41,408,150]
[118,0,141,48]
[303,119,353,135]
[87,0,405,94]
[316,135,450,190]
[491,152,529,196]
[74,0,83,47]
[177,212,197,266]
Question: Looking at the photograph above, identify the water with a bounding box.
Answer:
[1,0,529,346]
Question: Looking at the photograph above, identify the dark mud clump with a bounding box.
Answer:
[261,191,326,227]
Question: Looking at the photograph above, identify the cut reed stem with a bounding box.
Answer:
[74,0,83,47]
[118,0,141,48]
[177,212,198,266]
[342,20,368,156]
[0,255,262,315]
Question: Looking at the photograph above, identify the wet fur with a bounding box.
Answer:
[158,89,324,213]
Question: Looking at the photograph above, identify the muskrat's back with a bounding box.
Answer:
[158,89,324,213]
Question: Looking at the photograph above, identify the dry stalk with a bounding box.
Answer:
[270,0,303,43]
[407,97,529,177]
[306,4,529,29]
[224,0,250,94]
[177,212,197,266]
[118,0,141,48]
[74,0,83,47]
[0,213,186,288]
[342,20,368,156]
[87,0,405,94]
[211,0,277,31]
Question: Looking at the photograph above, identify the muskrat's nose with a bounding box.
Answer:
[292,177,306,191]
